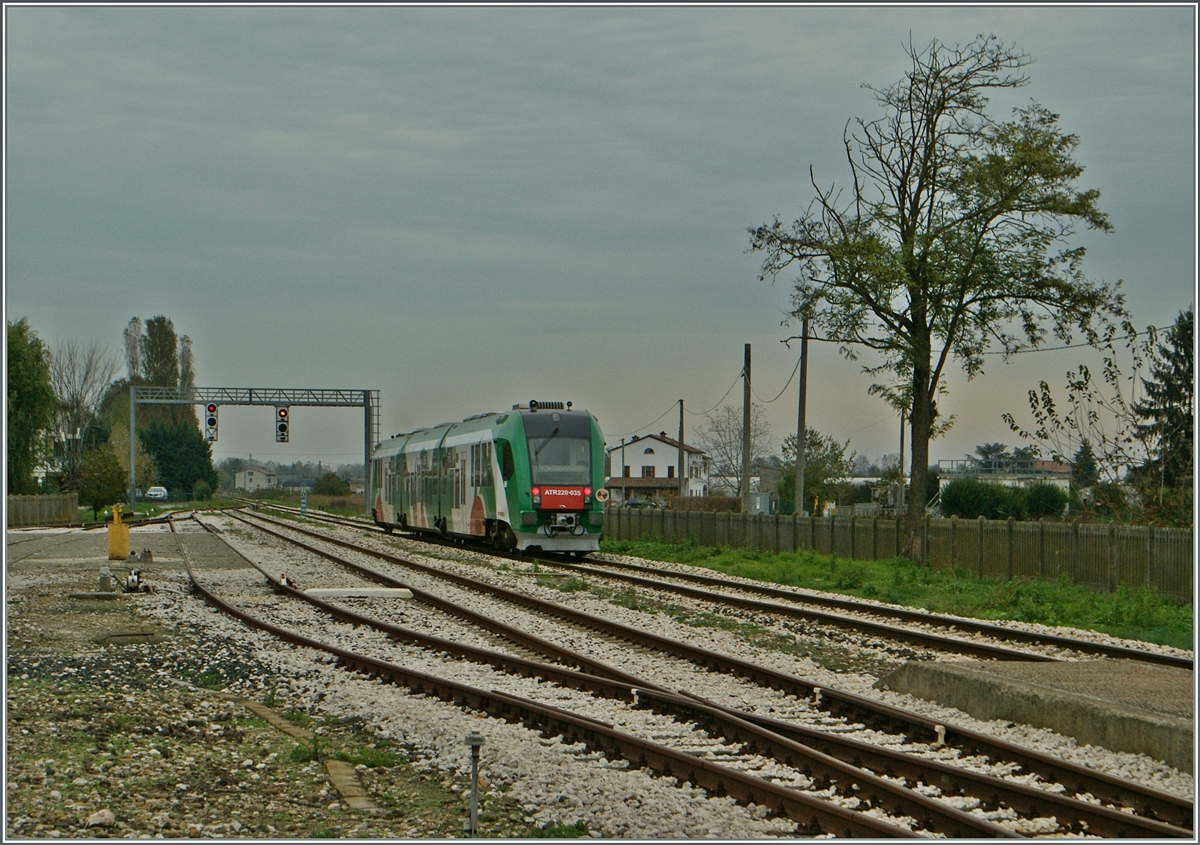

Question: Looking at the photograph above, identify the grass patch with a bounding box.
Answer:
[537,575,591,593]
[600,537,1193,649]
[337,745,406,768]
[530,820,590,838]
[282,708,315,728]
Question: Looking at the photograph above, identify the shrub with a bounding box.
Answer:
[192,480,212,501]
[1023,482,1067,519]
[940,478,1019,519]
[312,472,349,496]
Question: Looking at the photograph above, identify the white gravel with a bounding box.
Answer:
[186,513,1194,827]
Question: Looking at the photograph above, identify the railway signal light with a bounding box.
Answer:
[275,406,290,442]
[203,404,218,441]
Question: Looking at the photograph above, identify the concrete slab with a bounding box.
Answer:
[303,587,413,599]
[875,659,1194,773]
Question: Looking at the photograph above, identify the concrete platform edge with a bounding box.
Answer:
[875,661,1193,774]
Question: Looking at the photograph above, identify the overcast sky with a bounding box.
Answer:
[5,5,1196,473]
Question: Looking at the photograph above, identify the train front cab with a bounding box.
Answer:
[506,404,605,554]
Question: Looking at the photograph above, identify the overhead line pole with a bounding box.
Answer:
[795,318,809,516]
[677,399,686,501]
[741,344,751,514]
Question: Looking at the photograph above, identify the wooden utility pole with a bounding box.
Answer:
[677,399,687,500]
[795,318,809,516]
[741,344,751,513]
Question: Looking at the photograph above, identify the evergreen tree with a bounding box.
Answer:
[1071,439,1099,487]
[7,318,56,493]
[138,420,217,500]
[1133,307,1193,487]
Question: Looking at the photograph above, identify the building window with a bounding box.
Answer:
[643,447,655,454]
[642,466,655,478]
[623,466,631,477]
[667,466,675,478]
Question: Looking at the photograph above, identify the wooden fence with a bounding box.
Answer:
[7,493,80,528]
[604,507,1194,602]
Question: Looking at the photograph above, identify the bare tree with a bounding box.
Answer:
[49,338,119,490]
[696,403,773,495]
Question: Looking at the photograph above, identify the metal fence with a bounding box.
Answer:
[6,493,80,528]
[604,507,1194,602]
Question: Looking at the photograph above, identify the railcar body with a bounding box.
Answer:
[369,401,607,553]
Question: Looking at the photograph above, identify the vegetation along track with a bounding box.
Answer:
[213,507,1192,834]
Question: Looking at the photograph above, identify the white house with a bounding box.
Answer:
[605,432,711,503]
[235,467,278,492]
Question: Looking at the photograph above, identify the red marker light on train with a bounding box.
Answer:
[531,487,540,497]
[584,487,591,496]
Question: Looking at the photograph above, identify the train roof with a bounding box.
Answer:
[372,403,592,455]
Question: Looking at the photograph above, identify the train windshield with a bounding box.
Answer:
[527,434,591,486]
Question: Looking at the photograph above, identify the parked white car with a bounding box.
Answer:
[145,486,168,501]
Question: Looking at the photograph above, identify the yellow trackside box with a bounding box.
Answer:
[107,504,130,561]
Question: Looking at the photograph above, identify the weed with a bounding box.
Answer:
[283,708,314,728]
[543,576,590,593]
[193,669,224,690]
[290,736,324,763]
[610,588,656,613]
[531,819,590,838]
[338,746,405,768]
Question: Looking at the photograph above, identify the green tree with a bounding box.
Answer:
[749,35,1124,553]
[138,420,217,500]
[139,315,180,390]
[313,472,349,496]
[1132,307,1193,489]
[79,445,127,519]
[776,428,855,515]
[1071,439,1099,487]
[7,318,56,494]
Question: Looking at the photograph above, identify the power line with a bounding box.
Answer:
[751,353,802,404]
[847,414,894,435]
[613,365,746,438]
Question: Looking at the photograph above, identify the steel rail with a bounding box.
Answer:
[193,524,1024,838]
[176,531,925,838]
[227,508,1195,830]
[546,560,1059,663]
[247,500,1193,671]
[198,516,1190,838]
[556,556,1195,671]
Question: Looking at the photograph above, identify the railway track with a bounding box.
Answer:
[185,520,931,837]
[245,500,1193,670]
[208,508,1193,835]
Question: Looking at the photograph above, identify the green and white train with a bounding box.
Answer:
[369,401,608,553]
